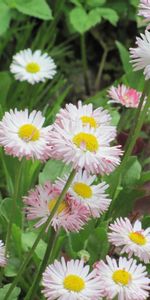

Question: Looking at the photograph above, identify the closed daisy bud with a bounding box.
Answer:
[108,84,141,108]
[95,256,150,300]
[0,109,51,160]
[108,217,150,263]
[10,49,57,84]
[55,170,111,218]
[23,181,89,232]
[0,240,7,267]
[42,257,102,300]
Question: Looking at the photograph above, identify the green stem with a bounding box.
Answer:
[80,33,90,95]
[24,228,56,300]
[4,169,76,300]
[107,82,150,216]
[0,149,14,196]
[95,49,108,91]
[5,159,24,255]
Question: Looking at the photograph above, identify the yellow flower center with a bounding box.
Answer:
[48,199,68,214]
[63,274,85,292]
[26,62,40,73]
[112,270,132,286]
[73,182,92,198]
[129,231,146,245]
[81,116,97,128]
[18,124,40,141]
[73,132,99,152]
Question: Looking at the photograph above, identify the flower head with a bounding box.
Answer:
[56,101,111,127]
[49,119,122,175]
[108,217,150,263]
[55,170,111,217]
[108,84,141,108]
[130,30,150,80]
[0,240,7,267]
[0,109,51,160]
[23,181,89,232]
[138,1,150,22]
[95,256,150,300]
[42,257,102,300]
[10,49,56,84]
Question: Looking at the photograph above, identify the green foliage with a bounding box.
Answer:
[39,159,71,184]
[0,2,11,35]
[0,284,20,299]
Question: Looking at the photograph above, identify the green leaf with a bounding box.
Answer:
[0,284,20,299]
[0,2,11,35]
[85,0,106,7]
[122,156,142,187]
[0,198,22,228]
[69,7,89,34]
[12,224,22,257]
[142,216,150,229]
[96,8,119,26]
[4,257,20,277]
[9,0,53,20]
[39,159,71,184]
[116,41,132,73]
[22,231,46,260]
[0,72,12,106]
[87,223,109,263]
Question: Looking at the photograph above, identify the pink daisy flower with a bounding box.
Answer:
[42,257,102,300]
[130,30,150,80]
[0,109,51,160]
[0,240,7,267]
[108,84,141,108]
[49,119,122,175]
[138,1,150,23]
[108,217,150,263]
[55,170,111,218]
[95,256,150,300]
[23,181,89,232]
[56,101,116,139]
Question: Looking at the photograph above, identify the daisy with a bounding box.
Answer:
[56,100,111,127]
[0,109,51,160]
[55,170,111,217]
[0,240,7,267]
[108,217,150,263]
[130,30,150,80]
[10,49,57,84]
[49,119,122,175]
[42,257,102,300]
[108,84,141,108]
[138,0,150,22]
[95,256,150,300]
[23,181,89,232]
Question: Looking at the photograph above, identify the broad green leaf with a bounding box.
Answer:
[0,284,20,299]
[0,198,22,228]
[12,224,22,257]
[0,72,12,106]
[8,0,53,20]
[122,156,142,187]
[130,0,139,7]
[22,231,46,260]
[0,2,11,35]
[69,0,82,6]
[87,223,109,263]
[69,7,89,34]
[116,41,132,74]
[86,0,106,7]
[39,159,71,184]
[4,257,20,277]
[96,8,119,26]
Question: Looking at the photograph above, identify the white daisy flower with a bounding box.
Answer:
[95,256,150,300]
[10,49,57,84]
[138,0,150,22]
[0,240,7,267]
[49,119,122,175]
[55,170,111,217]
[108,217,150,263]
[0,109,51,160]
[56,100,112,127]
[42,257,102,300]
[130,30,150,80]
